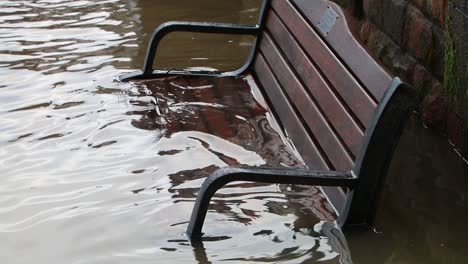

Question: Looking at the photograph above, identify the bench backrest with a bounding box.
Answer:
[253,0,392,172]
[252,0,415,219]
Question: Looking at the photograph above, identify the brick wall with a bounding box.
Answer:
[342,0,467,157]
[446,0,467,157]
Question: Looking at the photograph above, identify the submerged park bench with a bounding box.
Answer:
[120,0,416,240]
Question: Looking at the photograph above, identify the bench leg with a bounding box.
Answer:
[345,79,417,227]
[186,167,356,240]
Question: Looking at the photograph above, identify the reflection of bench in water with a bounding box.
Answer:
[121,0,416,241]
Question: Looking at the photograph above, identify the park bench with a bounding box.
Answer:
[120,0,416,241]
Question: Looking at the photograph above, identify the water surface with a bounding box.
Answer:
[0,1,467,263]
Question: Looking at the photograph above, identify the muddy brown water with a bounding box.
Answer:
[0,1,467,263]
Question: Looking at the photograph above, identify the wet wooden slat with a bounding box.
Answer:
[254,54,330,170]
[141,78,185,133]
[169,77,210,133]
[291,0,393,100]
[212,77,257,119]
[259,33,354,171]
[163,78,185,133]
[265,11,363,156]
[187,78,235,139]
[270,0,377,126]
[212,77,261,149]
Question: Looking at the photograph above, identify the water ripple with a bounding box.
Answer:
[0,1,350,263]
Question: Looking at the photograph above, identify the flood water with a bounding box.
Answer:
[0,0,467,263]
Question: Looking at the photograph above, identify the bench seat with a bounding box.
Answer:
[133,74,337,218]
[134,75,305,167]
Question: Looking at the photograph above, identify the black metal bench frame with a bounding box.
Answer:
[120,0,416,241]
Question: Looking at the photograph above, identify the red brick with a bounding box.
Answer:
[381,42,416,80]
[430,0,448,25]
[411,0,424,9]
[405,6,434,66]
[360,21,372,43]
[382,0,408,43]
[363,0,384,25]
[367,27,388,59]
[422,80,448,129]
[411,64,431,91]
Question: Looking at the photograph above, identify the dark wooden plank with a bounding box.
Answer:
[186,78,235,139]
[212,77,263,149]
[290,0,393,100]
[253,54,330,170]
[163,77,186,133]
[270,0,377,126]
[169,77,210,134]
[212,77,260,118]
[259,33,354,171]
[265,11,363,156]
[141,77,185,134]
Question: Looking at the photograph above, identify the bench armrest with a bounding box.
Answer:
[120,21,261,82]
[186,166,357,240]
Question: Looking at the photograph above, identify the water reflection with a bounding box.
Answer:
[0,0,466,263]
[0,0,349,263]
[348,117,468,263]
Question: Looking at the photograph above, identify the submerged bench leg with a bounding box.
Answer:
[344,79,417,227]
[186,167,356,240]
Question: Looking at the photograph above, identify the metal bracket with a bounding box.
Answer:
[120,0,271,82]
[186,166,356,240]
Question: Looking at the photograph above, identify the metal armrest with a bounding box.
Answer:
[120,0,271,82]
[186,166,357,240]
[120,22,261,82]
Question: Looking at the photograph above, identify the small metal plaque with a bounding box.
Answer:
[317,7,338,36]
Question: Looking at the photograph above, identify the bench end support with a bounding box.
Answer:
[186,167,356,241]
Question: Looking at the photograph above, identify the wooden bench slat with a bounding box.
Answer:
[271,0,377,126]
[254,54,330,170]
[147,78,185,133]
[175,78,230,136]
[265,11,363,156]
[194,86,229,137]
[259,33,354,171]
[166,79,187,132]
[213,77,264,118]
[291,0,393,100]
